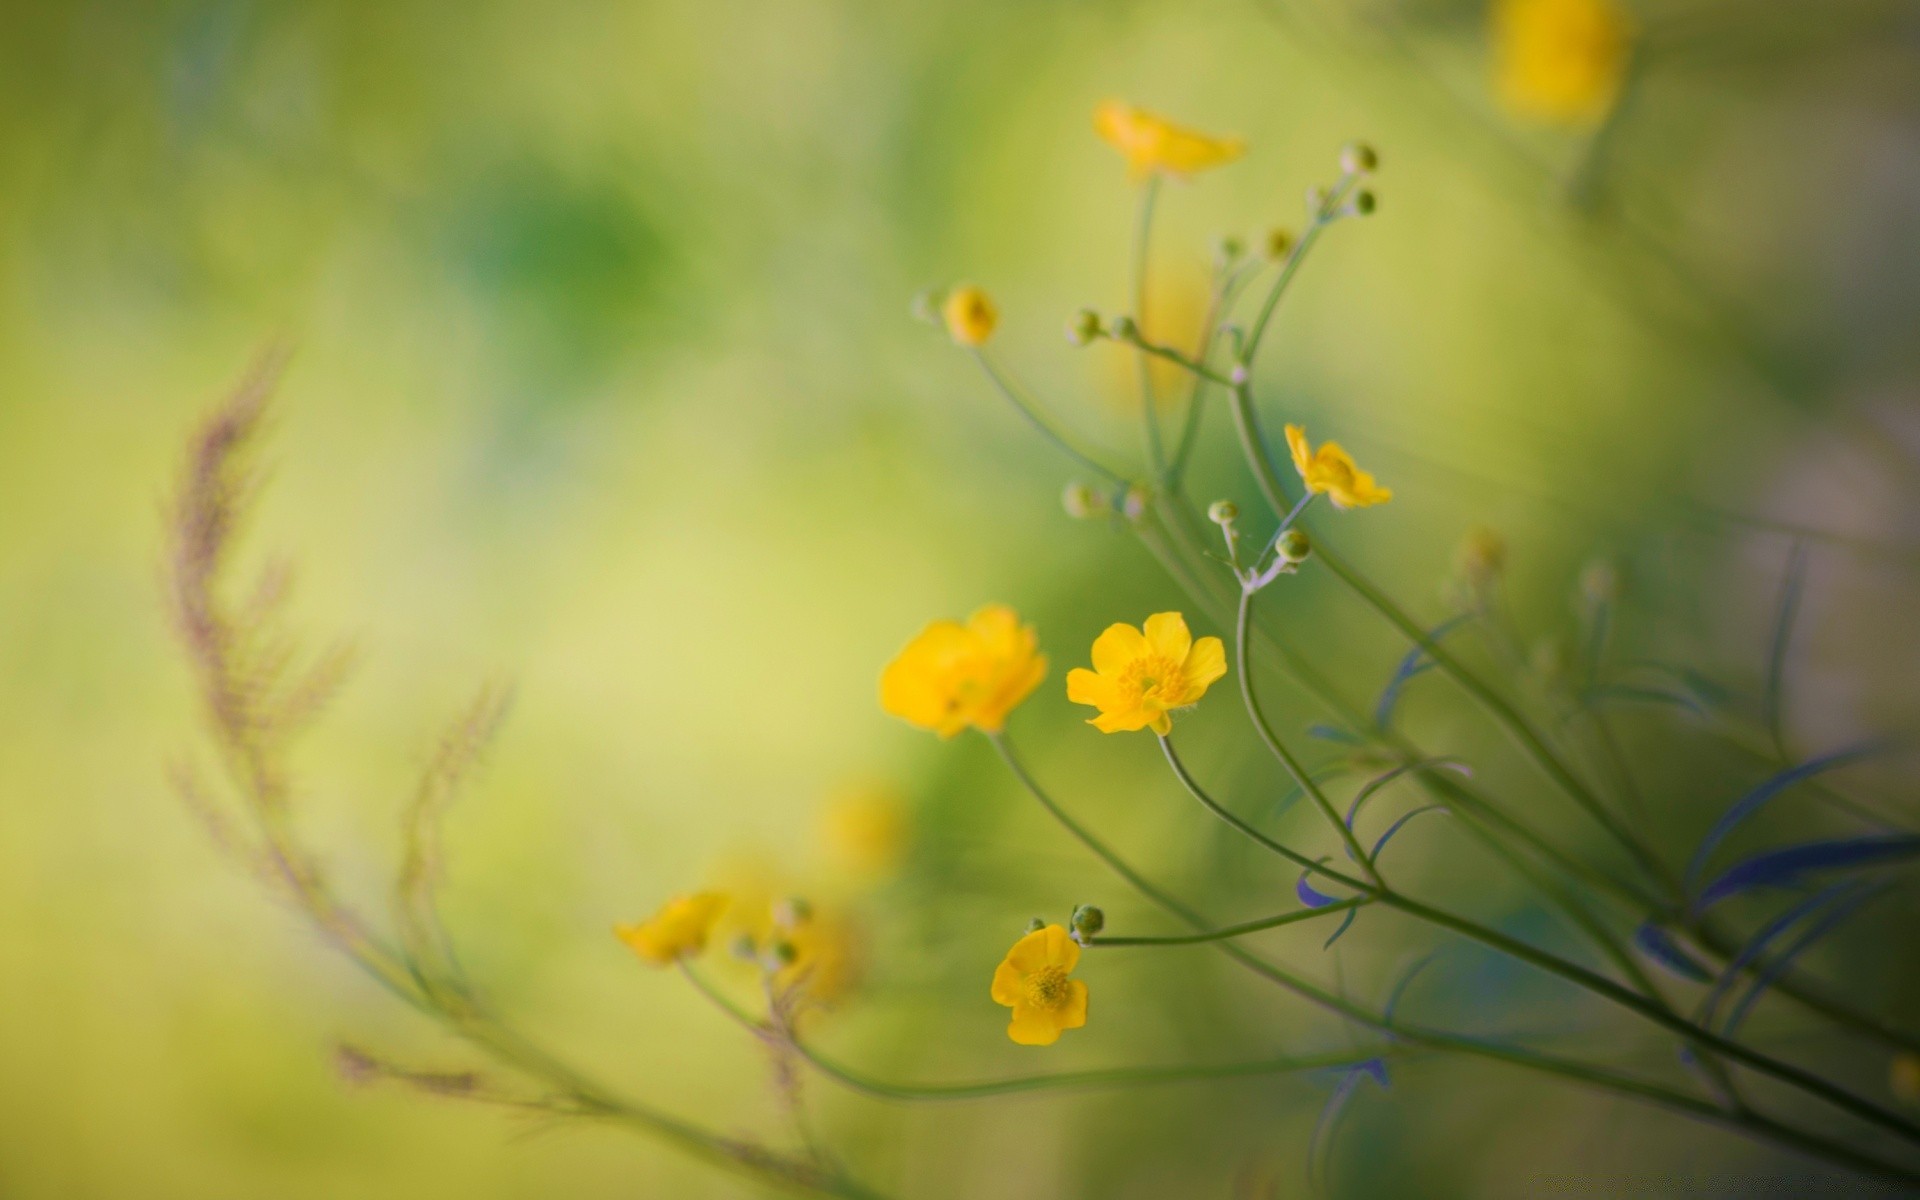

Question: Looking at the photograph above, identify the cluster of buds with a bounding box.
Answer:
[1062,480,1148,523]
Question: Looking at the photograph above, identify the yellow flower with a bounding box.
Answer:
[773,903,863,1008]
[1094,100,1245,182]
[943,284,997,346]
[990,924,1088,1046]
[615,892,727,965]
[1493,0,1633,126]
[1285,424,1392,510]
[879,605,1047,737]
[1066,611,1226,735]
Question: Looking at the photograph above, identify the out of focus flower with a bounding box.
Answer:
[943,284,997,346]
[1094,100,1245,182]
[771,901,863,1007]
[821,785,909,879]
[615,893,727,965]
[1066,611,1226,735]
[990,923,1088,1046]
[1458,525,1507,582]
[1285,424,1393,510]
[880,605,1047,737]
[1493,0,1632,126]
[1892,1053,1920,1103]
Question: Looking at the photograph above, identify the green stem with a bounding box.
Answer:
[987,732,1920,1187]
[972,350,1130,487]
[1088,897,1369,946]
[1238,177,1356,368]
[683,964,1396,1101]
[1233,589,1383,882]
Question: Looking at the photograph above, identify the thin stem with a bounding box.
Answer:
[683,964,1398,1101]
[987,731,1920,1187]
[972,350,1131,487]
[1238,177,1357,368]
[1233,589,1383,882]
[1160,732,1370,890]
[1088,897,1370,946]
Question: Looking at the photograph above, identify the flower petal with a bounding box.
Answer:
[1285,424,1313,481]
[1005,925,1056,973]
[1057,980,1089,1030]
[1184,636,1228,695]
[1066,666,1118,709]
[1090,622,1149,675]
[990,958,1024,1007]
[1149,711,1173,736]
[1007,1002,1063,1046]
[1142,612,1192,661]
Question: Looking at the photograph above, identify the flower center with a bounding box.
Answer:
[1023,965,1070,1010]
[1121,654,1185,707]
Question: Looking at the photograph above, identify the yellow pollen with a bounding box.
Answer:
[1023,965,1070,1009]
[1122,655,1183,703]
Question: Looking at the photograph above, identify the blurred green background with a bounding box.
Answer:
[3,0,1919,1195]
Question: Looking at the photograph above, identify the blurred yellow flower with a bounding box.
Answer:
[821,785,909,878]
[990,924,1088,1046]
[1285,424,1392,510]
[1893,1053,1920,1104]
[880,605,1047,737]
[943,284,997,346]
[615,892,727,965]
[1066,611,1226,735]
[1493,0,1633,126]
[1094,100,1245,182]
[773,903,864,1008]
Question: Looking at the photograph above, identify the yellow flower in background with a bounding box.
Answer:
[943,284,997,346]
[772,902,864,1008]
[880,605,1047,737]
[1493,0,1633,126]
[1066,611,1226,735]
[1094,100,1245,182]
[1893,1053,1920,1104]
[1285,424,1393,510]
[822,785,909,879]
[615,892,727,965]
[990,924,1088,1046]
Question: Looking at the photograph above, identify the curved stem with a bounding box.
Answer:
[987,731,1920,1187]
[1089,897,1370,946]
[971,350,1131,487]
[1233,589,1383,882]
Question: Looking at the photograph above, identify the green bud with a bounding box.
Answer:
[1108,314,1138,342]
[1025,917,1046,935]
[1208,499,1239,527]
[1264,227,1295,261]
[1066,308,1106,347]
[1070,904,1105,940]
[1213,234,1245,267]
[1349,190,1377,217]
[1062,481,1107,520]
[1276,528,1312,564]
[1340,142,1379,175]
[770,939,799,966]
[909,287,944,326]
[773,896,812,928]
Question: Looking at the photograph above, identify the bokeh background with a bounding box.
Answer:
[3,0,1919,1196]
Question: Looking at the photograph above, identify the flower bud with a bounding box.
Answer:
[1108,314,1138,343]
[1208,499,1239,527]
[1340,142,1378,175]
[1120,484,1149,522]
[1264,227,1295,261]
[769,939,800,966]
[731,933,761,962]
[1276,528,1312,564]
[1062,481,1108,520]
[943,284,997,346]
[1070,904,1105,940]
[1348,190,1377,217]
[1306,185,1331,214]
[1025,917,1046,935]
[1066,308,1105,347]
[1229,364,1250,388]
[1213,234,1245,267]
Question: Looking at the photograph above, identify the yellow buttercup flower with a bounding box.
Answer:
[1066,611,1226,736]
[1285,424,1392,510]
[615,892,727,965]
[772,903,863,1008]
[990,924,1088,1046]
[1493,0,1633,126]
[943,284,997,346]
[880,605,1047,737]
[1094,100,1245,183]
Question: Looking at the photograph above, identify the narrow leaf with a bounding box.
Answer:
[1695,883,1852,1029]
[1684,741,1889,900]
[1373,615,1470,730]
[1764,540,1809,756]
[1372,805,1447,860]
[1383,953,1439,1024]
[1308,1063,1387,1192]
[1633,922,1713,984]
[1297,871,1340,909]
[1345,758,1471,830]
[1698,835,1920,909]
[1308,724,1365,745]
[1322,906,1359,949]
[1722,885,1887,1036]
[1581,684,1708,719]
